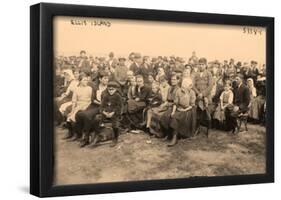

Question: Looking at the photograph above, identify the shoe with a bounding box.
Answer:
[167,134,178,147]
[91,135,99,147]
[69,135,80,142]
[110,139,118,147]
[139,121,146,127]
[62,132,73,140]
[80,139,89,148]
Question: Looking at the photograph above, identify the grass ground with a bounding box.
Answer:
[53,124,266,185]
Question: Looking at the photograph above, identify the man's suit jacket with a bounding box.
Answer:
[193,70,213,97]
[129,62,140,74]
[106,59,118,69]
[233,83,251,112]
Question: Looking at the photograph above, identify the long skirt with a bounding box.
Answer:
[170,108,197,138]
[159,107,197,138]
[67,101,91,122]
[213,105,225,123]
[59,101,72,116]
[249,98,259,120]
[127,99,146,113]
[147,106,169,137]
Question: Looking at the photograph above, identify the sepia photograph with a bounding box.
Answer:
[53,16,267,185]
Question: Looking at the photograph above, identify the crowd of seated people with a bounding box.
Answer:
[54,50,267,148]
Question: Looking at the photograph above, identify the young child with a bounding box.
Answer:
[95,81,123,147]
[213,81,234,125]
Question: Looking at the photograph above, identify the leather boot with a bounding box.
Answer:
[91,133,99,147]
[110,128,119,147]
[62,122,73,140]
[167,131,178,147]
[80,133,90,148]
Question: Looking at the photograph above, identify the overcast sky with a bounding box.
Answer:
[54,16,266,65]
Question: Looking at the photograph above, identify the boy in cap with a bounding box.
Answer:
[96,81,123,147]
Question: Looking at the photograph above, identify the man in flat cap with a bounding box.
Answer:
[92,81,123,147]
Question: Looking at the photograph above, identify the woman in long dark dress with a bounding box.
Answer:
[159,74,180,145]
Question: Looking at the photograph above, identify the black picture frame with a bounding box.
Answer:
[30,2,274,197]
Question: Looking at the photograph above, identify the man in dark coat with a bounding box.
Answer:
[129,53,142,75]
[77,50,91,74]
[225,75,251,133]
[94,81,123,147]
[138,56,153,83]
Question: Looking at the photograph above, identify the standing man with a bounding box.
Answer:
[114,57,129,96]
[193,57,214,103]
[107,52,118,71]
[188,51,199,67]
[129,53,142,75]
[138,56,153,84]
[77,50,91,74]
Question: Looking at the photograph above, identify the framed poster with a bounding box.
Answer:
[30,3,274,197]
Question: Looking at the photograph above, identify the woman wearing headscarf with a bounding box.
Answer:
[54,69,79,125]
[58,70,80,119]
[247,78,259,121]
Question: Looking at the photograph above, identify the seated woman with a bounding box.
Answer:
[159,74,180,142]
[127,75,151,129]
[143,81,163,134]
[213,81,234,129]
[144,77,170,136]
[160,74,196,146]
[54,69,79,125]
[58,70,80,122]
[64,74,92,140]
[76,71,109,147]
